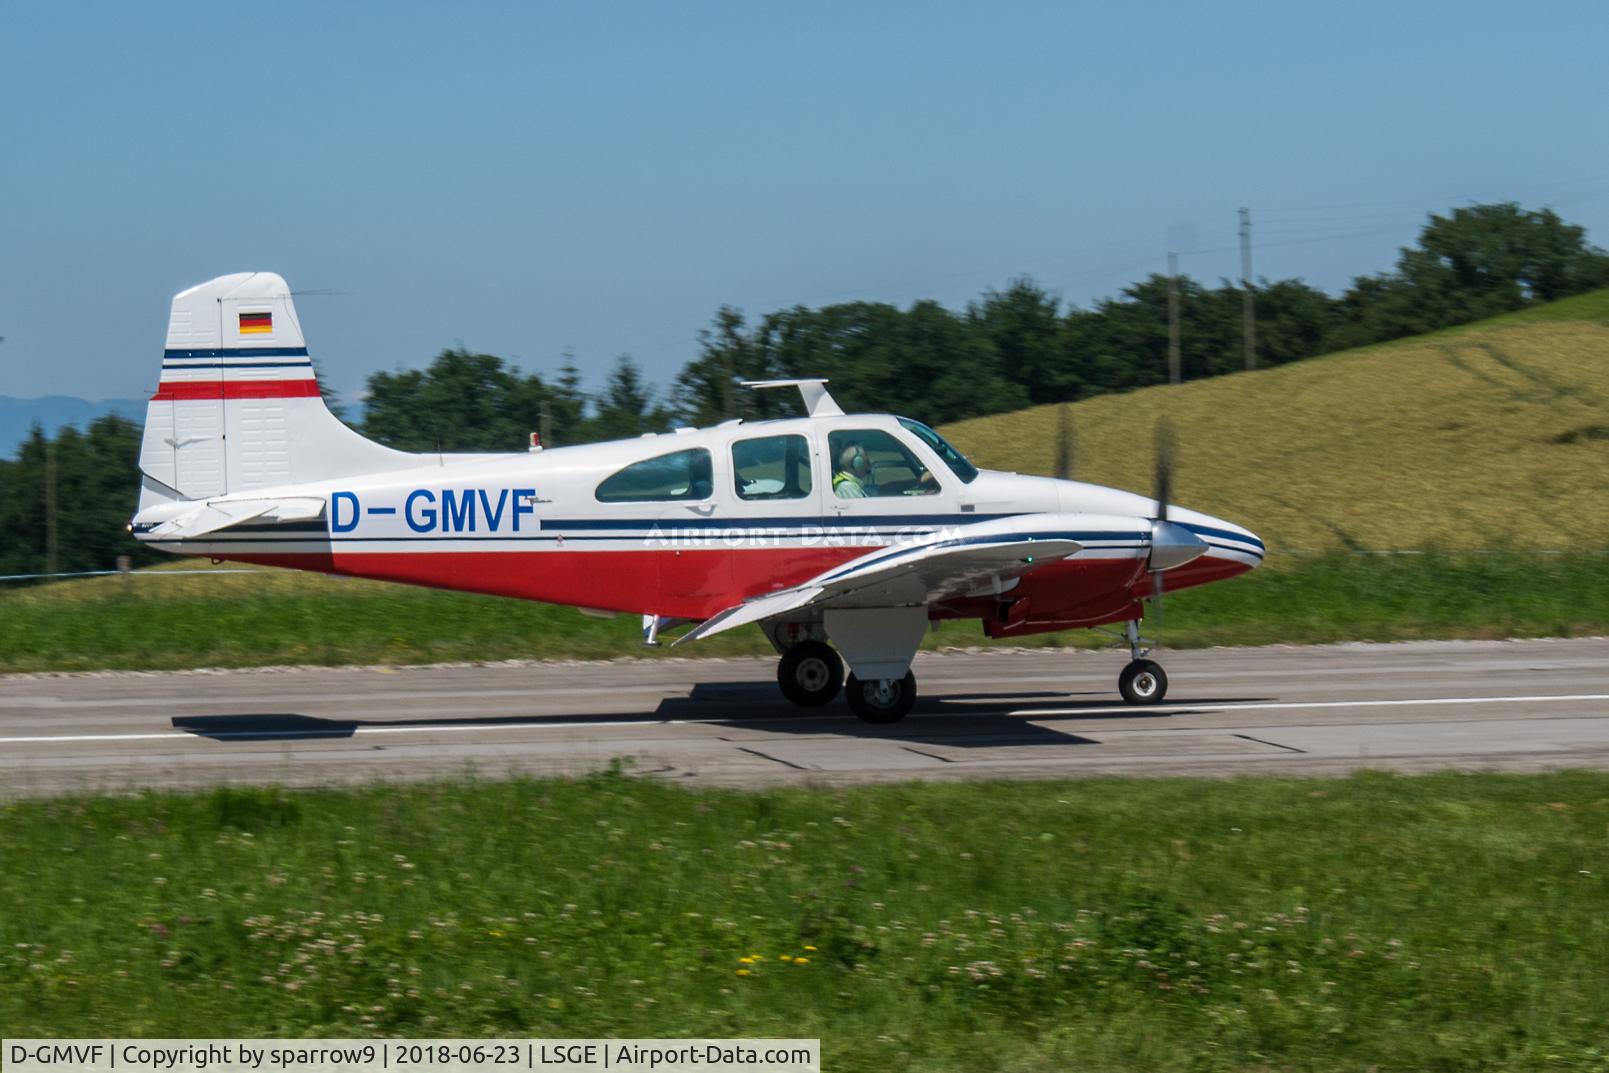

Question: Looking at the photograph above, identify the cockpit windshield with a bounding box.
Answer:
[897,417,979,484]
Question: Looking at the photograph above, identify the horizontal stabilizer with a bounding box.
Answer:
[146,496,326,540]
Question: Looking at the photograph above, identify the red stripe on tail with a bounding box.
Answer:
[151,380,322,401]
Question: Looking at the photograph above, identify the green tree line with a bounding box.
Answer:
[4,201,1606,576]
[0,417,166,579]
[358,201,1609,440]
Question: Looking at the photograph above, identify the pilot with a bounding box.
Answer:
[833,444,872,498]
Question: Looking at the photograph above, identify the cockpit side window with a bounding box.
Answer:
[828,429,940,499]
[595,448,713,502]
[897,417,979,483]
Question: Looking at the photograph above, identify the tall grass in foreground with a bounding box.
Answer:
[3,771,1608,1071]
[0,551,1604,673]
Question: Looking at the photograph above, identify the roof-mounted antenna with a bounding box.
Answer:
[741,378,844,418]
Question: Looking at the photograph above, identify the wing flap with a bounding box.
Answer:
[675,586,824,645]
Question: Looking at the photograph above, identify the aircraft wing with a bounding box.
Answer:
[145,496,327,540]
[675,517,1083,645]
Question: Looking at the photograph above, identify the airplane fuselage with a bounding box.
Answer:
[136,411,1263,637]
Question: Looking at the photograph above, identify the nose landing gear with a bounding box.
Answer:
[1119,619,1168,705]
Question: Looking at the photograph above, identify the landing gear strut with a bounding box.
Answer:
[777,641,844,707]
[1119,620,1168,705]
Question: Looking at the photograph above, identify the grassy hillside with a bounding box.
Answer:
[942,290,1609,552]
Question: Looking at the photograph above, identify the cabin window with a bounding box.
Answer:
[732,434,813,501]
[828,429,940,499]
[595,448,714,502]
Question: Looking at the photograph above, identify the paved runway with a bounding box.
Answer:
[1,638,1607,797]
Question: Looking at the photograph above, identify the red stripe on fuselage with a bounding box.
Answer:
[329,546,875,620]
[186,546,1250,627]
[151,380,321,401]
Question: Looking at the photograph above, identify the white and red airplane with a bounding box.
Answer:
[132,272,1263,721]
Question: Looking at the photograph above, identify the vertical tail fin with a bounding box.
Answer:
[138,272,415,510]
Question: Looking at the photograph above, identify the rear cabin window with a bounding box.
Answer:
[732,434,813,500]
[595,448,713,502]
[828,429,940,499]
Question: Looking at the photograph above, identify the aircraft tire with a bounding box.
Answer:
[845,671,917,723]
[777,641,844,707]
[1118,658,1168,705]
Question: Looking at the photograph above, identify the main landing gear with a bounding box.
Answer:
[777,641,844,707]
[844,671,917,723]
[771,608,927,725]
[1119,619,1168,705]
[774,639,917,724]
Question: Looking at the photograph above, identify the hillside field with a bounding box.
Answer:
[942,290,1609,552]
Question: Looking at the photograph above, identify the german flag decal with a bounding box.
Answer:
[238,311,273,334]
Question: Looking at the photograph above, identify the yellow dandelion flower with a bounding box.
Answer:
[738,957,754,964]
[735,969,751,976]
[793,957,810,965]
[804,945,817,952]
[778,955,790,961]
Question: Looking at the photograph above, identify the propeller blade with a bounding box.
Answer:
[1153,417,1177,523]
[1149,416,1181,628]
[1055,404,1075,481]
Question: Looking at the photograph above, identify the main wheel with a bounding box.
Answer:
[845,671,917,724]
[1118,658,1168,705]
[777,641,844,707]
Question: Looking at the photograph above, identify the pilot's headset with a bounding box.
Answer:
[840,444,870,475]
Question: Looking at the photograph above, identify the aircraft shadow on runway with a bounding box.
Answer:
[173,713,361,741]
[671,683,1270,748]
[171,684,1268,748]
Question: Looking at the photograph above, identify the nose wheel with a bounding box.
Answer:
[1118,658,1167,704]
[1117,618,1168,704]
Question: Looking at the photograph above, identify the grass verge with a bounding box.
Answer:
[3,771,1608,1070]
[0,550,1605,673]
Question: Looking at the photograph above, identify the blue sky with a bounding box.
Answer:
[2,0,1607,404]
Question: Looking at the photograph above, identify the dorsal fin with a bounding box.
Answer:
[740,378,844,417]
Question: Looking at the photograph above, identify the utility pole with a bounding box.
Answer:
[44,438,58,578]
[1239,206,1257,371]
[1166,251,1182,385]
